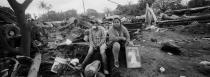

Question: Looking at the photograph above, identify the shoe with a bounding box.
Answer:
[75,64,82,70]
[104,69,109,74]
[111,67,119,73]
[114,61,119,68]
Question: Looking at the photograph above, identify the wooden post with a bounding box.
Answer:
[27,53,42,77]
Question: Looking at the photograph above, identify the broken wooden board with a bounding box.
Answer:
[27,53,41,77]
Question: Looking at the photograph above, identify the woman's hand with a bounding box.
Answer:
[126,41,134,46]
[119,37,126,41]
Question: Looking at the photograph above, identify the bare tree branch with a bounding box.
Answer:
[7,0,21,11]
[22,0,33,10]
[8,0,33,13]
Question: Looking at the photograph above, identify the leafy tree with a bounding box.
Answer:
[114,4,141,15]
[39,11,60,21]
[138,0,155,9]
[153,0,186,12]
[25,13,32,20]
[86,9,99,17]
[188,0,210,8]
[65,9,78,17]
[113,0,187,16]
[38,1,52,14]
[38,9,78,22]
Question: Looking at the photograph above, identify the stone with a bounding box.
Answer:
[161,41,182,55]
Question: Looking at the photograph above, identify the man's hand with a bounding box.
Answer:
[129,41,134,46]
[83,35,88,42]
[90,43,97,49]
[119,37,126,41]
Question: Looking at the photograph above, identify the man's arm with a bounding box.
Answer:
[83,30,89,42]
[88,29,96,47]
[98,27,107,46]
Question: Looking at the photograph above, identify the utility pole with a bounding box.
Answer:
[82,0,86,14]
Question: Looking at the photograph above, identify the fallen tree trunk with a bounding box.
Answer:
[166,6,210,15]
[157,14,210,27]
[27,53,41,77]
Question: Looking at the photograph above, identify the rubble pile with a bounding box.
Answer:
[36,16,95,76]
[180,23,210,35]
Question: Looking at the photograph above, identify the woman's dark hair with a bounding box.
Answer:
[113,18,121,23]
[113,18,122,26]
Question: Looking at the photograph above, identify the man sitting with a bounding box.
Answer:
[81,20,109,74]
[107,18,132,68]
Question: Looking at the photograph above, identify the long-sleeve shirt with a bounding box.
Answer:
[89,26,106,47]
[108,25,130,42]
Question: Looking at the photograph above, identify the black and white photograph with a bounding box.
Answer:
[0,0,210,77]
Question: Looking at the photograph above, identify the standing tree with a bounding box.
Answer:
[113,0,155,15]
[1,0,42,76]
[6,0,33,56]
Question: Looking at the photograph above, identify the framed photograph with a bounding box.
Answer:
[125,46,141,68]
[51,57,67,73]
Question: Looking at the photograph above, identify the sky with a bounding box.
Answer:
[0,0,138,16]
[0,0,191,18]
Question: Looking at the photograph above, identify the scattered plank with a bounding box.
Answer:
[27,53,41,77]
